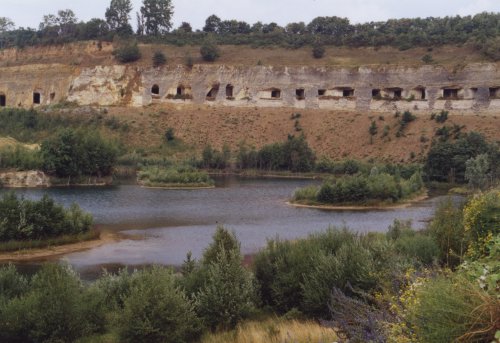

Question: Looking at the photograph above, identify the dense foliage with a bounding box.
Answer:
[425,131,499,183]
[237,135,316,172]
[41,128,118,178]
[293,167,424,205]
[0,192,92,242]
[138,165,214,187]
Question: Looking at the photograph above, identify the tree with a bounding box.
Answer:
[369,120,378,144]
[178,22,192,33]
[465,153,490,189]
[203,15,221,33]
[105,0,133,32]
[196,227,256,331]
[140,0,174,36]
[0,17,15,32]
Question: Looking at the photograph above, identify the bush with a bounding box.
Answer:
[117,267,201,343]
[410,276,499,343]
[153,51,167,67]
[421,53,433,63]
[312,44,325,58]
[394,234,440,265]
[0,264,105,343]
[41,128,118,178]
[253,228,377,318]
[0,145,43,171]
[137,166,214,187]
[0,192,93,242]
[200,40,220,62]
[427,198,465,267]
[164,127,175,141]
[113,41,141,63]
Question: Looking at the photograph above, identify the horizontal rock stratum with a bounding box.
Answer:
[1,62,500,114]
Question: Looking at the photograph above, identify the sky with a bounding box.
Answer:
[3,0,500,30]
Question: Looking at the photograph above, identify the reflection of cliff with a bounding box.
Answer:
[1,62,500,113]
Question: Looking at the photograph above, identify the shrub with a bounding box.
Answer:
[0,264,105,343]
[312,44,325,59]
[410,276,499,343]
[117,267,201,343]
[200,40,220,62]
[0,192,93,242]
[0,146,43,171]
[164,127,175,142]
[41,128,118,178]
[422,53,433,64]
[254,228,377,317]
[427,198,465,267]
[153,50,167,67]
[113,41,141,63]
[137,166,214,187]
[394,234,440,265]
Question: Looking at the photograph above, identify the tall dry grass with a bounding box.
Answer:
[201,317,338,343]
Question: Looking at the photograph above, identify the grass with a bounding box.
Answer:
[200,317,338,343]
[137,166,215,188]
[0,230,100,253]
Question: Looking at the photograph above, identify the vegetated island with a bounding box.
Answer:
[0,192,107,259]
[137,165,215,189]
[290,168,426,210]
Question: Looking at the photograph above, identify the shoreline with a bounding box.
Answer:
[0,231,122,262]
[287,193,429,211]
[140,184,215,190]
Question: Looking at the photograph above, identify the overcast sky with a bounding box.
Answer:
[3,0,500,30]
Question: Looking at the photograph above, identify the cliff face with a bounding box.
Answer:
[1,62,500,113]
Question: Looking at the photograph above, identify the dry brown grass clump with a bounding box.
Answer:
[201,317,338,343]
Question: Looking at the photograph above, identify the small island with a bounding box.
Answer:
[0,192,99,254]
[290,168,426,210]
[137,165,215,189]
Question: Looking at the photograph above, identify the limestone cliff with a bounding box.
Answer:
[1,62,500,113]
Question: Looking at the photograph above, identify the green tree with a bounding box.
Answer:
[0,17,14,32]
[196,227,256,331]
[140,0,174,36]
[369,120,378,144]
[203,14,221,33]
[465,153,490,189]
[117,267,201,343]
[312,44,325,59]
[105,0,133,33]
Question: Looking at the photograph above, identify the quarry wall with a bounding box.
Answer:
[1,62,500,113]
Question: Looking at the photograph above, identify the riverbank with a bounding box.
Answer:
[0,170,113,188]
[0,231,122,262]
[141,184,215,190]
[288,192,429,211]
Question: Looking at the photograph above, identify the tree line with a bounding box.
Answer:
[1,2,499,60]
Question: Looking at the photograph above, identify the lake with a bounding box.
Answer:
[2,176,452,279]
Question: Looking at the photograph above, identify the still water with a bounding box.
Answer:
[3,176,451,278]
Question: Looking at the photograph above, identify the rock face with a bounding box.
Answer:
[0,171,50,188]
[1,62,500,113]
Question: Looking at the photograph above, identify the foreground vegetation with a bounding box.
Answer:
[0,187,498,342]
[0,192,94,252]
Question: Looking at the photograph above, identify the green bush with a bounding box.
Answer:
[153,50,167,67]
[0,192,93,242]
[138,165,214,187]
[253,228,377,317]
[113,42,141,63]
[200,40,220,62]
[117,267,201,343]
[428,198,465,267]
[0,146,43,171]
[0,264,105,343]
[312,44,325,58]
[41,128,118,178]
[394,234,440,265]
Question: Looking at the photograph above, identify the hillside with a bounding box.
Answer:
[0,41,493,69]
